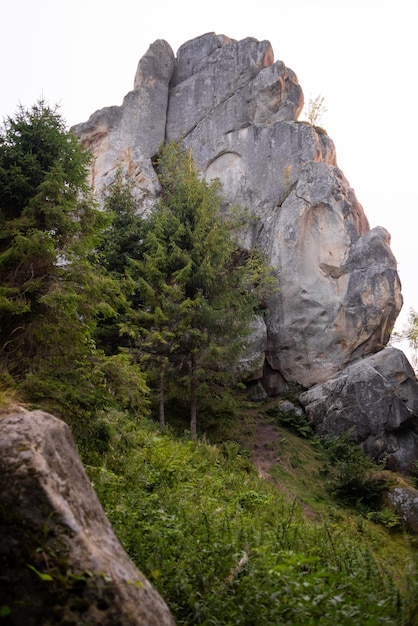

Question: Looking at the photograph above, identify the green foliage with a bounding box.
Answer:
[366,508,402,529]
[263,402,313,439]
[2,101,417,625]
[393,308,418,371]
[97,173,146,276]
[138,141,275,435]
[0,101,149,446]
[410,460,418,489]
[0,100,90,224]
[97,142,275,436]
[276,410,313,438]
[88,419,418,625]
[322,432,389,510]
[0,101,100,375]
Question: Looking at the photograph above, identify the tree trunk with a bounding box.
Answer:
[190,353,197,440]
[159,360,166,427]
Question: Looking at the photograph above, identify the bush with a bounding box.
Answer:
[263,399,313,439]
[322,433,389,510]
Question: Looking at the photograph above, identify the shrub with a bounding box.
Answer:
[322,432,389,510]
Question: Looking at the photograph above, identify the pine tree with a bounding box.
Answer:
[94,175,146,355]
[97,174,180,426]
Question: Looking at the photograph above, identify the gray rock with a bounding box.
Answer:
[167,34,301,144]
[277,399,303,418]
[72,39,175,210]
[299,348,418,471]
[0,407,176,626]
[387,485,418,533]
[260,162,399,388]
[73,33,402,390]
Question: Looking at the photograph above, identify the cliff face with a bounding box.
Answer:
[73,33,418,470]
[72,33,401,388]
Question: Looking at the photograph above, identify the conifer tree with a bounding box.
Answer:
[137,141,273,437]
[97,174,181,426]
[94,175,146,355]
[0,101,147,422]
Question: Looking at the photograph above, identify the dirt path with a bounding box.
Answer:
[250,420,318,519]
[250,421,282,481]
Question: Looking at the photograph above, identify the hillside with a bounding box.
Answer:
[84,401,418,625]
[2,394,418,624]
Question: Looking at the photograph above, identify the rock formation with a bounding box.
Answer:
[0,407,176,626]
[72,33,418,469]
[300,348,418,471]
[386,482,418,533]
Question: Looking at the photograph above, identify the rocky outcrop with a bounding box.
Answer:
[0,407,176,626]
[72,32,417,467]
[300,348,418,471]
[72,39,175,212]
[73,32,402,389]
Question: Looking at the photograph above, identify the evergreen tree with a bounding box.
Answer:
[94,175,146,355]
[97,174,146,277]
[0,101,148,424]
[138,141,273,437]
[96,174,176,426]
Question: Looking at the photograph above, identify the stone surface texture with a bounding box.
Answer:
[73,32,402,388]
[387,484,418,533]
[0,408,176,626]
[72,39,175,213]
[72,32,418,465]
[299,348,418,471]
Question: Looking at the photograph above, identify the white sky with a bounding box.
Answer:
[2,0,416,355]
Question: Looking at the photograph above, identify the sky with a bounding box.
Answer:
[2,0,416,357]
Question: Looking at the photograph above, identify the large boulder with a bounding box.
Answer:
[73,32,403,390]
[0,407,176,626]
[299,348,418,472]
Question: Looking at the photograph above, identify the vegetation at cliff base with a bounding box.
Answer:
[97,141,273,437]
[87,410,418,626]
[1,101,418,625]
[0,100,148,437]
[0,104,268,441]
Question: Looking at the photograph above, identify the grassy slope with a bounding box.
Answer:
[85,399,418,625]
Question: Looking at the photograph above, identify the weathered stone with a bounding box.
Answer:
[238,315,268,381]
[263,187,402,387]
[166,34,300,143]
[386,485,418,533]
[277,400,303,418]
[72,39,175,211]
[0,408,176,626]
[73,33,403,390]
[299,348,418,471]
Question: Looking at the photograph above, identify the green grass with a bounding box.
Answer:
[83,403,418,626]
